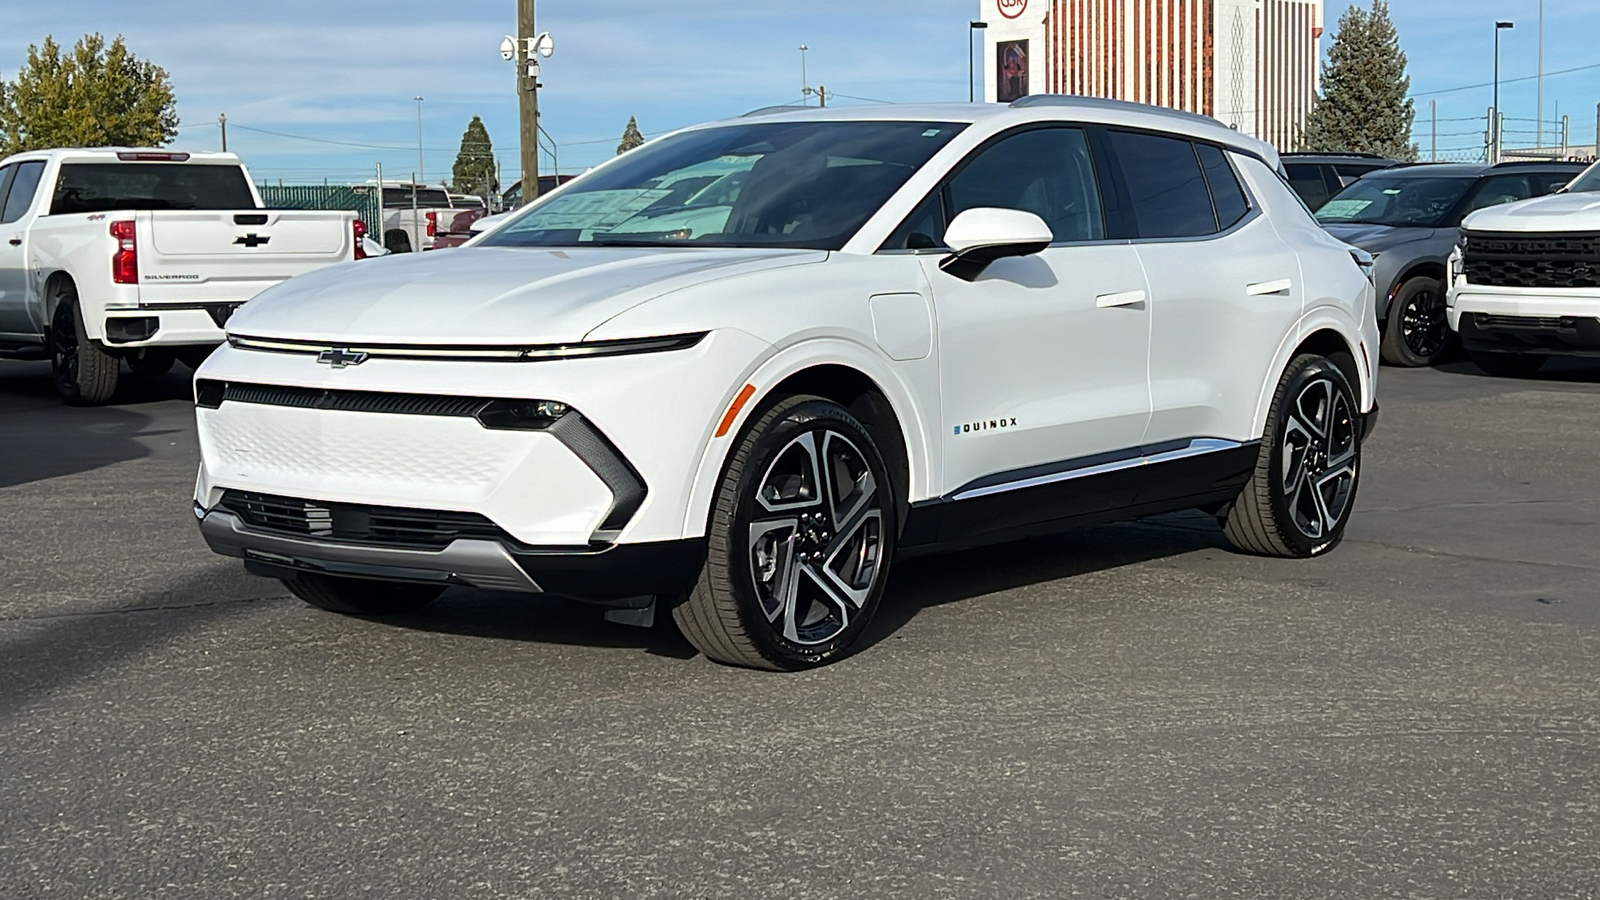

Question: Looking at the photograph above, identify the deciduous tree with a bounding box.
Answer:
[0,34,178,154]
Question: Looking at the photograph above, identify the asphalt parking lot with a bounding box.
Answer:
[2,356,1599,898]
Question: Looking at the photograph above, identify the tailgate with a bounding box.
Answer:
[139,210,355,306]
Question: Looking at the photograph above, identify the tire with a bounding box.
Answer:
[1380,276,1451,367]
[673,395,897,670]
[1468,350,1546,378]
[127,349,175,376]
[384,230,413,254]
[49,283,120,406]
[1223,354,1362,558]
[282,573,443,616]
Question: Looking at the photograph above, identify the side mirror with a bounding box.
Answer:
[939,208,1054,281]
[469,216,493,234]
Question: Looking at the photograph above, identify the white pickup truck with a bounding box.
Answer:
[380,182,457,254]
[0,148,365,404]
[1448,161,1600,376]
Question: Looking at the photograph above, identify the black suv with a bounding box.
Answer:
[1314,160,1589,366]
[1282,152,1402,210]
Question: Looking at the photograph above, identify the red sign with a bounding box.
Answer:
[997,0,1028,18]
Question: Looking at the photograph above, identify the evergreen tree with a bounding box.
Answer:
[0,34,178,154]
[450,115,497,197]
[1301,2,1416,159]
[617,116,644,155]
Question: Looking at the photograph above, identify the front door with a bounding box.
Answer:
[0,160,46,337]
[913,126,1152,538]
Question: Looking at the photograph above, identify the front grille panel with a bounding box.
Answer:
[1464,231,1600,289]
[219,490,510,550]
[201,380,490,417]
[1472,314,1573,330]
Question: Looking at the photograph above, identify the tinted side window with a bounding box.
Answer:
[1334,163,1383,186]
[1533,172,1575,195]
[946,127,1105,243]
[1,161,47,224]
[883,192,945,250]
[1462,174,1533,215]
[1284,163,1335,210]
[1196,144,1249,230]
[0,166,14,221]
[1109,131,1217,238]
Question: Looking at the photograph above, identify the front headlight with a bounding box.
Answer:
[1349,248,1377,285]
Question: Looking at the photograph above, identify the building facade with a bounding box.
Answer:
[981,0,1322,151]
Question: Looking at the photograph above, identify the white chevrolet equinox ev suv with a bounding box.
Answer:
[193,98,1380,670]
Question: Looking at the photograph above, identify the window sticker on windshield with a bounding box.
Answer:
[922,129,942,137]
[1319,199,1373,219]
[512,189,672,232]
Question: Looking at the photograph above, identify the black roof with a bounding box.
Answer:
[1366,160,1588,178]
[1281,152,1400,165]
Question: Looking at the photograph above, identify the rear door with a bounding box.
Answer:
[1104,132,1303,448]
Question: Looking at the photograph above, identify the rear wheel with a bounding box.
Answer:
[49,282,120,406]
[282,573,443,616]
[1380,276,1450,367]
[1467,350,1546,378]
[673,395,896,670]
[1223,354,1361,558]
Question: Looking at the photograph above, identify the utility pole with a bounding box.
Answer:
[218,113,227,152]
[518,0,540,203]
[818,86,827,108]
[414,96,425,186]
[1430,100,1437,162]
[1537,0,1545,147]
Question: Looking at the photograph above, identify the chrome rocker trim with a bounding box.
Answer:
[952,438,1244,502]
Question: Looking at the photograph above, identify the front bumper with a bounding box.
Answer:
[1448,283,1600,356]
[198,506,705,601]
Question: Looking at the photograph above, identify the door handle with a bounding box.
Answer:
[6,238,19,246]
[1246,279,1293,296]
[1095,289,1146,308]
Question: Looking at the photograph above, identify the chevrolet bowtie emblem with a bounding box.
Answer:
[234,233,271,247]
[316,348,369,368]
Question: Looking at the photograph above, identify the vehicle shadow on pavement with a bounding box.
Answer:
[860,513,1226,652]
[0,362,185,489]
[381,515,1228,662]
[1434,357,1600,383]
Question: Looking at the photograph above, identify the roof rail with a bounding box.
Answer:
[1490,158,1584,167]
[1281,151,1391,159]
[741,104,812,118]
[1010,94,1223,128]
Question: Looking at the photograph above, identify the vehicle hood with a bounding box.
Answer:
[1463,191,1600,232]
[1320,223,1441,253]
[226,245,828,344]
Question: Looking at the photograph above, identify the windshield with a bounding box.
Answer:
[1315,175,1474,228]
[480,120,966,250]
[1565,162,1600,193]
[50,163,256,215]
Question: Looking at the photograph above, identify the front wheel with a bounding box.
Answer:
[1223,354,1362,558]
[1380,276,1451,367]
[49,286,120,405]
[1468,350,1546,378]
[673,395,896,670]
[282,573,443,616]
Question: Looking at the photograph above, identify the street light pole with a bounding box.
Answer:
[969,21,988,102]
[414,96,425,185]
[799,45,809,102]
[1493,21,1514,163]
[1537,0,1544,148]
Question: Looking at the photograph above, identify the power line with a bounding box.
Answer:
[1412,59,1600,97]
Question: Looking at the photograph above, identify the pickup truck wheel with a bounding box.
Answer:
[384,230,413,253]
[1468,350,1546,378]
[1380,277,1450,367]
[673,395,896,671]
[281,573,443,616]
[49,291,120,406]
[1223,354,1361,558]
[127,349,175,375]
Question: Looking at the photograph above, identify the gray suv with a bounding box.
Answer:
[1315,160,1586,366]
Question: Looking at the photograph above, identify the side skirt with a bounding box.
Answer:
[898,439,1259,557]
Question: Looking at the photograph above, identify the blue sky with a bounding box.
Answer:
[1,1,1597,184]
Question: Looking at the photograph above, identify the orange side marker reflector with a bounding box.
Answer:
[715,384,757,438]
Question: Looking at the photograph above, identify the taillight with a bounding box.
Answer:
[111,220,138,285]
[352,218,368,260]
[425,211,437,237]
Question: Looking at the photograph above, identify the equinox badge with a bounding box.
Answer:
[316,348,369,368]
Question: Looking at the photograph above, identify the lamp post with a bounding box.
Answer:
[969,21,988,103]
[799,45,809,102]
[414,95,425,186]
[1492,22,1513,163]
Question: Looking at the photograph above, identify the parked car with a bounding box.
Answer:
[192,98,1377,670]
[1447,159,1600,376]
[499,174,577,210]
[1281,152,1402,210]
[1313,160,1586,367]
[0,148,365,404]
[379,181,456,253]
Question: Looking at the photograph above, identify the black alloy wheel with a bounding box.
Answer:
[1223,354,1361,558]
[674,395,896,670]
[1381,276,1451,367]
[49,282,120,405]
